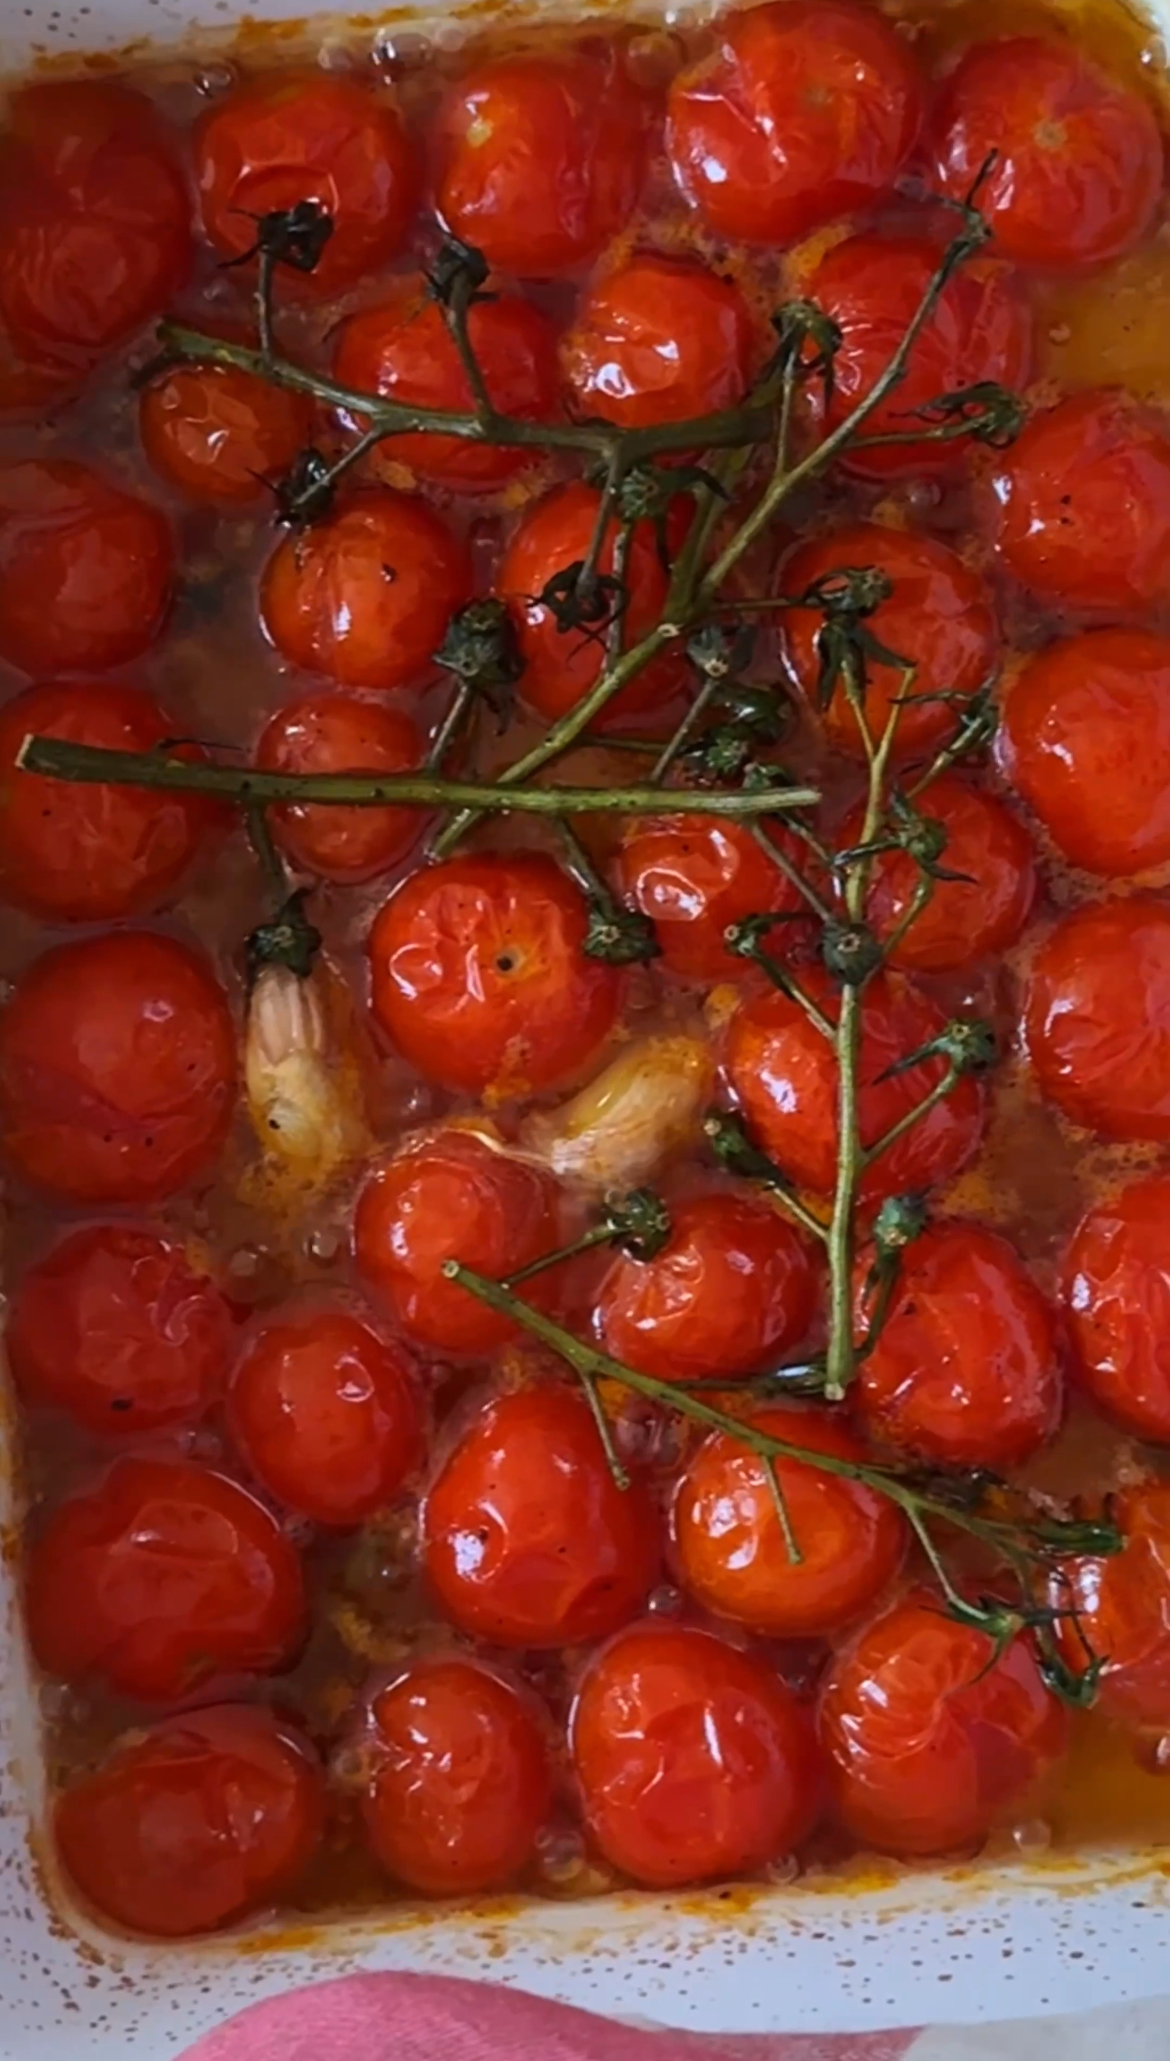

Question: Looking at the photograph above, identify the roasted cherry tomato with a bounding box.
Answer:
[261,488,470,693]
[856,1222,1061,1471]
[571,1620,821,1887]
[0,679,217,921]
[9,1225,233,1437]
[598,1188,818,1381]
[422,1385,660,1648]
[195,71,416,294]
[0,320,80,416]
[614,816,809,983]
[1058,1484,1170,1729]
[140,355,314,507]
[256,694,422,883]
[803,236,1032,481]
[562,253,754,431]
[819,1592,1069,1858]
[0,459,172,675]
[725,969,986,1203]
[55,1706,324,1939]
[0,930,236,1205]
[846,773,1036,973]
[1001,629,1170,877]
[1025,897,1170,1141]
[0,82,190,359]
[666,0,921,246]
[673,1404,906,1638]
[1064,1177,1170,1443]
[990,388,1170,613]
[354,1127,561,1356]
[26,1456,306,1703]
[435,48,648,276]
[363,1661,551,1896]
[333,276,559,491]
[498,482,685,728]
[368,852,622,1100]
[780,524,999,760]
[931,38,1163,273]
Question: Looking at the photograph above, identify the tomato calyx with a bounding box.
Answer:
[245,885,322,986]
[226,197,335,278]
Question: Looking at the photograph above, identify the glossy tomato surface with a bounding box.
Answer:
[140,355,314,507]
[1058,1484,1170,1728]
[854,773,1036,972]
[0,459,172,675]
[1025,897,1170,1140]
[562,253,755,430]
[257,694,422,882]
[1064,1177,1170,1443]
[614,815,808,983]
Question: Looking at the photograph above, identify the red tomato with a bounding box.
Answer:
[0,324,80,417]
[614,815,808,984]
[140,357,314,508]
[724,968,986,1203]
[673,1404,906,1638]
[803,236,1032,481]
[819,1592,1068,1858]
[354,1127,561,1356]
[562,254,754,431]
[422,1385,660,1648]
[333,276,559,491]
[598,1189,818,1382]
[261,489,470,693]
[8,1225,233,1438]
[55,1706,324,1939]
[0,82,190,358]
[228,1307,420,1528]
[856,1222,1061,1470]
[570,1620,821,1887]
[0,679,217,922]
[1058,1484,1170,1728]
[498,482,685,728]
[367,852,622,1100]
[0,459,172,675]
[196,72,416,295]
[26,1457,306,1703]
[849,773,1036,973]
[1000,630,1170,877]
[666,0,921,246]
[990,389,1170,614]
[780,524,999,760]
[1025,898,1170,1141]
[1064,1176,1170,1443]
[256,694,422,883]
[363,1661,551,1895]
[931,38,1163,273]
[0,930,236,1205]
[435,49,647,276]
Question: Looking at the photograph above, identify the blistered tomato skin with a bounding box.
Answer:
[55,1706,325,1940]
[1058,1485,1170,1729]
[820,1596,1069,1859]
[26,1457,307,1704]
[674,1405,907,1638]
[854,774,1036,973]
[571,1620,822,1887]
[257,695,423,883]
[666,0,922,246]
[1025,898,1170,1141]
[1064,1177,1170,1443]
[422,1386,660,1649]
[140,357,314,507]
[0,459,172,675]
[562,254,755,431]
[614,816,808,983]
[363,1661,551,1896]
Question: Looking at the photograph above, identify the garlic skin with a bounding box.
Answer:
[245,962,368,1183]
[522,1034,715,1194]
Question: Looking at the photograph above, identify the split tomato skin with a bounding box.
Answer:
[1057,1484,1170,1729]
[257,694,423,883]
[1025,897,1170,1141]
[614,815,808,984]
[1064,1176,1170,1444]
[0,459,172,676]
[562,253,755,431]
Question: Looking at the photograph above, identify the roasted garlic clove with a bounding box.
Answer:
[245,961,368,1181]
[522,1033,715,1193]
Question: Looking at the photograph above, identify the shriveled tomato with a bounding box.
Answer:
[819,1592,1068,1858]
[931,38,1163,273]
[422,1385,660,1648]
[0,459,172,675]
[0,82,190,358]
[196,72,416,294]
[803,235,1032,480]
[354,1127,561,1356]
[1001,629,1170,877]
[598,1188,818,1381]
[256,694,422,883]
[848,773,1036,973]
[140,356,314,508]
[55,1706,324,1939]
[1064,1177,1170,1443]
[1057,1484,1170,1729]
[562,253,754,430]
[368,852,622,1100]
[363,1661,551,1895]
[333,277,558,491]
[724,969,986,1203]
[990,389,1170,613]
[9,1225,233,1438]
[571,1620,821,1887]
[857,1222,1061,1470]
[1025,898,1170,1141]
[0,931,236,1206]
[435,48,647,276]
[26,1456,306,1703]
[0,679,217,921]
[673,1404,906,1638]
[780,524,999,760]
[666,0,921,246]
[614,816,808,984]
